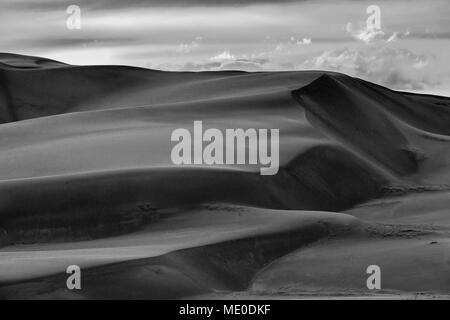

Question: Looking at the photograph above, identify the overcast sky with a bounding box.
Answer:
[1,0,450,95]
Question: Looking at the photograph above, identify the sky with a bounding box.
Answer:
[1,0,450,95]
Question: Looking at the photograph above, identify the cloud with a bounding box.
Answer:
[156,50,267,71]
[157,36,445,92]
[208,51,269,70]
[302,46,439,91]
[311,15,443,91]
[210,51,236,63]
[275,37,312,52]
[346,23,408,45]
[345,16,412,45]
[300,38,312,45]
[218,59,265,71]
[175,36,203,53]
[346,22,385,44]
[1,0,307,11]
[386,32,399,43]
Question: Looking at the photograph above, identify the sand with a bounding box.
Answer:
[0,53,449,299]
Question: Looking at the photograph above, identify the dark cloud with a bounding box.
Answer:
[5,36,137,51]
[2,0,306,11]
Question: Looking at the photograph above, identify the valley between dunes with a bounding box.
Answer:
[0,53,449,299]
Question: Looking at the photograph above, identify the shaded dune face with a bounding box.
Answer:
[0,71,15,123]
[280,145,387,210]
[0,146,386,245]
[0,54,450,298]
[293,74,420,176]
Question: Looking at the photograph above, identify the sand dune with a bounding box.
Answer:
[0,208,363,299]
[0,53,449,299]
[251,236,450,295]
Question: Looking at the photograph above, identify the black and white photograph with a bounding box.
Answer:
[0,0,449,305]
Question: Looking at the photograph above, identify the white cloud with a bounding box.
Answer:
[386,32,399,43]
[275,37,312,52]
[210,50,236,63]
[157,50,268,71]
[175,36,203,53]
[300,38,312,45]
[208,50,268,71]
[346,22,385,44]
[302,46,439,91]
[218,59,265,71]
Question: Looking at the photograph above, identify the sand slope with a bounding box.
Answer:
[0,53,449,299]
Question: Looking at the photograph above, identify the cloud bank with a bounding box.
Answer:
[302,46,439,91]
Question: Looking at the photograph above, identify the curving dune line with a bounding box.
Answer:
[0,144,390,246]
[0,209,363,299]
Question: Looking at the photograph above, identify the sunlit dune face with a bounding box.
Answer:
[1,0,449,95]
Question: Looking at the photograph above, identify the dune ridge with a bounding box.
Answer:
[0,53,449,299]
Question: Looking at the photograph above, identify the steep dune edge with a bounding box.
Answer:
[294,74,450,168]
[293,74,419,177]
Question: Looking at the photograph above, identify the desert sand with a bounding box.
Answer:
[0,53,449,299]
